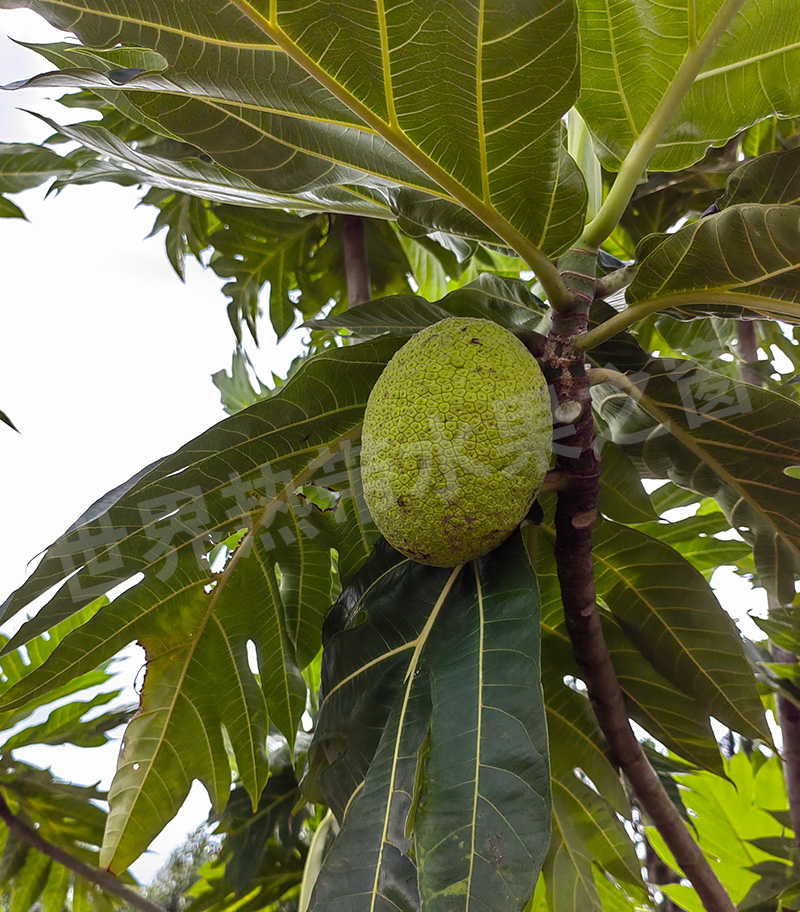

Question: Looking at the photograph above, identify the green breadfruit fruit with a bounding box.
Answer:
[361,317,552,567]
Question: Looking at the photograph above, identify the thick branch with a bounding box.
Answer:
[0,792,165,912]
[548,251,734,912]
[341,215,372,307]
[737,320,761,386]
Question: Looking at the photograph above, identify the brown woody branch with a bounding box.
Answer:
[0,791,166,912]
[546,249,734,912]
[341,215,372,307]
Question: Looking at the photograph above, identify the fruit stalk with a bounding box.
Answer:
[547,248,734,912]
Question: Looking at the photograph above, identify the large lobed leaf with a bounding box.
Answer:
[0,336,402,872]
[307,533,551,912]
[2,0,587,261]
[577,0,800,172]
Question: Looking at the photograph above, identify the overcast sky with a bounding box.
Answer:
[0,4,772,892]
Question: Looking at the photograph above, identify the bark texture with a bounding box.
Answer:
[341,215,372,306]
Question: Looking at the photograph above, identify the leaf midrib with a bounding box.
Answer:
[104,437,345,866]
[229,0,563,284]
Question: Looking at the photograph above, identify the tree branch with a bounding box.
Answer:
[737,320,762,386]
[547,252,734,912]
[0,791,166,912]
[340,215,372,307]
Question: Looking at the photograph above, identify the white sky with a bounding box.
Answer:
[0,3,771,893]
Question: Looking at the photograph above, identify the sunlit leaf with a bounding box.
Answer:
[578,0,800,171]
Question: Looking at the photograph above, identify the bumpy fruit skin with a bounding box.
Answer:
[361,317,552,567]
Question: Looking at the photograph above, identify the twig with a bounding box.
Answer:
[547,253,734,912]
[341,215,372,307]
[0,791,166,912]
[595,264,638,300]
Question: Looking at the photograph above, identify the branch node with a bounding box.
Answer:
[554,400,584,425]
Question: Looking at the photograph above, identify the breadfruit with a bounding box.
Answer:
[361,317,552,567]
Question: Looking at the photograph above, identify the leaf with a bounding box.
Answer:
[310,274,546,337]
[0,197,25,219]
[626,204,800,323]
[1,690,132,752]
[2,766,106,848]
[722,145,800,208]
[0,600,113,737]
[308,533,551,912]
[0,137,78,220]
[43,115,392,218]
[541,657,648,912]
[0,337,403,872]
[593,359,800,602]
[753,601,800,654]
[531,518,726,774]
[649,753,791,906]
[577,0,800,171]
[650,481,703,514]
[598,440,658,523]
[634,511,752,575]
[7,850,50,912]
[212,350,270,417]
[593,518,767,741]
[8,0,587,261]
[38,864,70,912]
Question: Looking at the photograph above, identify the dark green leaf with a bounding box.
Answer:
[310,274,546,337]
[1,690,131,752]
[722,146,800,208]
[532,519,726,774]
[598,440,658,523]
[309,533,551,912]
[593,518,767,740]
[594,359,800,602]
[8,0,587,260]
[0,337,402,872]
